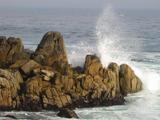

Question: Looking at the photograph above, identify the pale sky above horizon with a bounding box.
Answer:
[0,0,159,10]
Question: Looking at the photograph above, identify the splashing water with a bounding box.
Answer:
[96,5,160,92]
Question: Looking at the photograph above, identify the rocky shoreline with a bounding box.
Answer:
[0,31,142,118]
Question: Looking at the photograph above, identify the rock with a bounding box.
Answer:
[107,63,121,96]
[24,75,72,110]
[21,60,41,75]
[72,55,124,107]
[32,32,68,67]
[119,64,142,95]
[22,75,49,110]
[42,87,72,109]
[4,114,17,119]
[84,55,102,76]
[57,108,79,119]
[10,60,29,69]
[52,72,74,92]
[0,33,143,113]
[41,70,54,77]
[0,69,23,110]
[0,36,24,67]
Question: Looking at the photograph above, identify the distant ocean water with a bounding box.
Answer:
[0,7,160,120]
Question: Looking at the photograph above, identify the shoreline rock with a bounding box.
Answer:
[0,31,143,118]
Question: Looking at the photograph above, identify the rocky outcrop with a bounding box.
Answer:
[119,64,142,95]
[0,32,143,118]
[32,32,68,67]
[71,55,124,107]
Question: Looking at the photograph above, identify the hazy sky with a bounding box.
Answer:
[0,0,159,10]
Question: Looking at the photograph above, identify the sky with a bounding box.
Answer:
[0,0,159,10]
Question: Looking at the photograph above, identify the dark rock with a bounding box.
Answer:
[4,114,17,119]
[57,108,79,119]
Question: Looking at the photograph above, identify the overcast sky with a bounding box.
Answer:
[0,0,159,10]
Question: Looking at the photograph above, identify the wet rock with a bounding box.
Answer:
[119,64,142,95]
[57,108,79,119]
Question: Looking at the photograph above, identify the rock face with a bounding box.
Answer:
[119,64,142,95]
[0,69,23,110]
[71,55,124,107]
[0,36,24,67]
[33,32,68,67]
[0,32,143,118]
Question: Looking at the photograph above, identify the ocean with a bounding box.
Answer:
[0,7,160,120]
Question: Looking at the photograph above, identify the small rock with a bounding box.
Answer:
[41,69,54,78]
[4,114,17,119]
[42,75,50,81]
[57,108,79,119]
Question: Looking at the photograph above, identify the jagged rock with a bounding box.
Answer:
[0,69,23,110]
[24,75,72,110]
[42,87,72,109]
[52,72,74,92]
[0,36,24,67]
[32,32,68,67]
[57,108,79,119]
[119,64,142,95]
[84,55,102,76]
[72,55,123,107]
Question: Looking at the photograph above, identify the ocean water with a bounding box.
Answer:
[0,7,160,119]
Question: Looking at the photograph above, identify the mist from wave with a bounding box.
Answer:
[96,5,160,92]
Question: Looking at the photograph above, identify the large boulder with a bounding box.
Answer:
[0,69,23,110]
[119,64,142,95]
[32,32,68,67]
[0,36,24,67]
